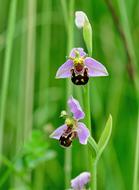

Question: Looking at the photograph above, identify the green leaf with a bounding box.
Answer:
[14,130,56,172]
[97,114,112,158]
[88,136,98,155]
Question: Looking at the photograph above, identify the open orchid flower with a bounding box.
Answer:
[56,48,108,85]
[50,97,90,147]
[71,172,90,190]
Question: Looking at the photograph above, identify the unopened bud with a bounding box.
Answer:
[60,110,68,118]
[75,11,92,55]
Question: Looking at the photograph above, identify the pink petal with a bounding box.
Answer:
[84,57,108,77]
[77,122,90,144]
[71,171,90,190]
[49,124,67,140]
[68,97,85,120]
[69,48,86,58]
[56,59,73,78]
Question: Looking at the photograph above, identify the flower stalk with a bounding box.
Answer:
[54,9,112,190]
[84,69,97,190]
[60,0,74,188]
[74,11,111,190]
[76,12,97,189]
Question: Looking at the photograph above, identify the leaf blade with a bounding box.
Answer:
[97,114,112,158]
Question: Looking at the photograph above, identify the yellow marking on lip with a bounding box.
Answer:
[73,57,84,66]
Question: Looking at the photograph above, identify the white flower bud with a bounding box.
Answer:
[75,11,88,28]
[75,11,93,55]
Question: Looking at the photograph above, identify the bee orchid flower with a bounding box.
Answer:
[49,97,90,147]
[56,48,108,85]
[71,171,91,190]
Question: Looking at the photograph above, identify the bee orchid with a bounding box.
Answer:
[49,97,90,147]
[56,48,108,85]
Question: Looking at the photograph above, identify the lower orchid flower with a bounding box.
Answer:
[49,97,90,147]
[71,171,91,190]
[56,48,108,85]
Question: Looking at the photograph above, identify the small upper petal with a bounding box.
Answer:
[56,59,73,78]
[77,122,90,144]
[71,171,90,190]
[84,57,108,77]
[49,124,67,140]
[68,97,85,120]
[69,48,86,58]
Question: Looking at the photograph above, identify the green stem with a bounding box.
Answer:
[33,0,52,189]
[0,0,17,163]
[133,105,139,190]
[91,145,97,190]
[60,0,68,32]
[64,146,72,189]
[13,1,26,188]
[117,0,136,67]
[116,1,139,189]
[93,161,97,190]
[83,85,95,190]
[61,0,74,189]
[38,0,51,110]
[24,0,36,141]
[82,31,98,187]
[83,85,91,132]
[88,136,98,190]
[15,0,26,157]
[22,0,36,188]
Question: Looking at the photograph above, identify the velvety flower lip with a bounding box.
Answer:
[49,97,90,147]
[55,48,108,85]
[68,96,85,120]
[71,172,91,190]
[50,122,89,145]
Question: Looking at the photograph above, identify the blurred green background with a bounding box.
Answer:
[0,0,139,189]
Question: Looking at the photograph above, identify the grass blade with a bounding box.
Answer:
[0,0,17,162]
